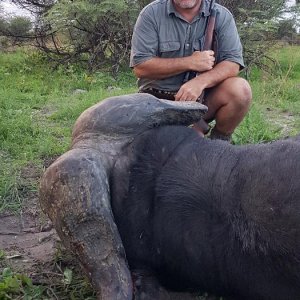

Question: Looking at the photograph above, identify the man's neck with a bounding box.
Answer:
[172,0,202,23]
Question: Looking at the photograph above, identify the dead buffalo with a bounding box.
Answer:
[40,93,300,300]
[39,93,207,299]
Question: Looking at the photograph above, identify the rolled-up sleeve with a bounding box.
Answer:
[130,7,159,67]
[216,7,244,69]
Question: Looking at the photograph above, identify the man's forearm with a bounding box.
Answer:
[133,51,215,80]
[133,57,191,79]
[174,60,241,101]
[195,60,240,89]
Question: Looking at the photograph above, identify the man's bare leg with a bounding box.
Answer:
[193,77,252,139]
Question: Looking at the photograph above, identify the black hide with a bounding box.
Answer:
[111,125,300,300]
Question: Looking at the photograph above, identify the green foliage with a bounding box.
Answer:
[42,0,291,75]
[0,45,299,204]
[277,19,297,39]
[7,16,32,37]
[217,0,285,23]
[218,0,291,74]
[0,265,96,299]
[63,268,73,285]
[0,16,32,46]
[238,16,278,75]
[8,0,295,75]
[0,170,23,212]
[0,17,7,33]
[41,0,140,75]
[0,268,45,299]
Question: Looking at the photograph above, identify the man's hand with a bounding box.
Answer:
[175,77,207,102]
[189,51,215,73]
[175,61,240,101]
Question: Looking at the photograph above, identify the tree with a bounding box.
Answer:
[277,19,297,39]
[217,0,287,75]
[8,16,32,36]
[11,0,54,14]
[0,14,32,46]
[0,17,7,35]
[21,0,142,75]
[217,0,285,20]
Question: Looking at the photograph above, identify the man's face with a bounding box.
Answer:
[173,0,201,9]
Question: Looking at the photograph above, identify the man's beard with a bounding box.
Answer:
[173,0,200,9]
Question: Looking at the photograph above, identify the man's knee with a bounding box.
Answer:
[225,77,252,111]
[204,77,252,127]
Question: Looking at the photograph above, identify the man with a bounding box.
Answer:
[130,0,252,141]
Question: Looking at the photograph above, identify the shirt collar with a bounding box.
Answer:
[167,0,211,17]
[202,0,212,17]
[167,0,176,15]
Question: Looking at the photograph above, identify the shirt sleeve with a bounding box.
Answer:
[215,7,245,69]
[130,7,159,68]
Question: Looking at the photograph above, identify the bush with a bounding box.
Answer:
[34,0,140,76]
[8,16,32,37]
[0,16,32,45]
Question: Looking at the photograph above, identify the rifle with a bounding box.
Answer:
[202,0,216,52]
[183,0,217,102]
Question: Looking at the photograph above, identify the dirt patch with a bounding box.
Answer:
[265,108,298,137]
[0,206,58,275]
[20,162,42,181]
[41,155,60,169]
[0,159,97,299]
[0,160,59,275]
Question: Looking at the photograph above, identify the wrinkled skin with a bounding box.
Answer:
[40,93,300,300]
[39,93,207,299]
[111,126,300,300]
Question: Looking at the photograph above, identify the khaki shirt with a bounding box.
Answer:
[130,0,244,92]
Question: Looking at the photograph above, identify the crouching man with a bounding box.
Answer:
[130,0,252,141]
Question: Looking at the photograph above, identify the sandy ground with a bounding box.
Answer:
[0,208,57,274]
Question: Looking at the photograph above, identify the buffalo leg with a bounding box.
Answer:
[39,148,132,299]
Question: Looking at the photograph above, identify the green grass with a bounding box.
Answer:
[0,262,96,299]
[0,50,137,208]
[0,268,45,299]
[0,51,136,162]
[233,103,282,144]
[233,45,300,144]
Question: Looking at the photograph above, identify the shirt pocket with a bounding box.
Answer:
[159,41,180,58]
[194,36,204,51]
